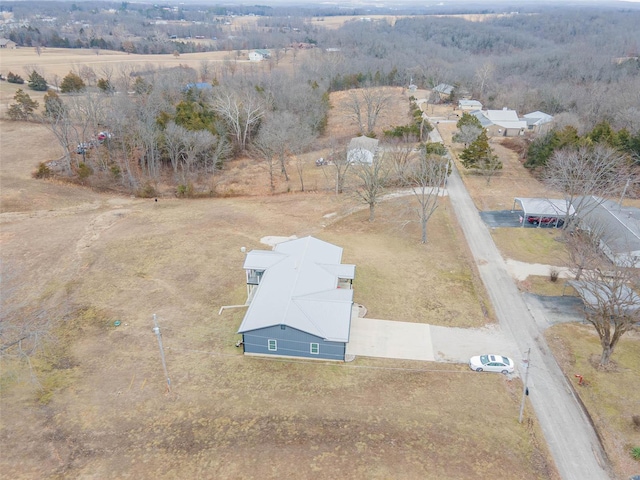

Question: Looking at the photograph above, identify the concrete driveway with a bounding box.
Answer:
[346,317,435,361]
[346,317,519,364]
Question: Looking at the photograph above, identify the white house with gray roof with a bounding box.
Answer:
[237,236,355,361]
[482,108,528,136]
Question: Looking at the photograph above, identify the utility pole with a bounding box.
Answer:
[618,178,630,208]
[152,313,171,393]
[519,348,531,423]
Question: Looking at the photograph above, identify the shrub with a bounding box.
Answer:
[60,71,85,93]
[176,183,194,197]
[28,70,48,91]
[632,446,640,461]
[77,162,93,180]
[137,183,157,198]
[33,162,52,179]
[7,71,24,84]
[424,142,447,156]
[97,78,114,93]
[550,269,560,282]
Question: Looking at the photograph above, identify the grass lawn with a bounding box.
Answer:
[545,324,640,478]
[491,227,569,266]
[438,119,640,479]
[0,167,556,478]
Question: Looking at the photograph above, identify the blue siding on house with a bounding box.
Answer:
[242,325,346,361]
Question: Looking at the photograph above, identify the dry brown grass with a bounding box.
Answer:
[490,227,569,266]
[435,113,640,480]
[545,324,640,478]
[0,106,557,477]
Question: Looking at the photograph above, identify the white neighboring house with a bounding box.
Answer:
[0,38,17,49]
[481,108,528,137]
[347,137,379,164]
[522,111,554,134]
[458,99,483,111]
[249,49,270,61]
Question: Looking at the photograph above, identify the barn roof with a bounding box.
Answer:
[238,236,355,342]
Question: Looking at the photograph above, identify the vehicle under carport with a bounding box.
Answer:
[512,197,575,228]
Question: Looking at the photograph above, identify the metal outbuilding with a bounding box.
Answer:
[512,198,575,227]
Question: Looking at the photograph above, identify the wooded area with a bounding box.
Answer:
[3,3,639,195]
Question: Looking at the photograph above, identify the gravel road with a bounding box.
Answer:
[442,147,612,479]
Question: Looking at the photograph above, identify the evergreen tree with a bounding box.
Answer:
[27,70,48,91]
[60,71,85,93]
[456,112,483,130]
[7,72,24,84]
[7,89,39,120]
[97,78,114,93]
[44,91,65,118]
[459,129,502,183]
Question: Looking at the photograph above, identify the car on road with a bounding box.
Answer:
[527,216,564,227]
[469,354,515,374]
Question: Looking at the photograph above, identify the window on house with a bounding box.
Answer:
[280,325,286,330]
[310,343,319,355]
[268,339,277,351]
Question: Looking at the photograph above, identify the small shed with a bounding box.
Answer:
[347,136,379,164]
[238,236,355,361]
[512,197,575,227]
[458,99,483,111]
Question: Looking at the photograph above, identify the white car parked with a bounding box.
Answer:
[469,354,514,374]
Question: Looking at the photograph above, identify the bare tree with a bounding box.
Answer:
[213,87,266,152]
[406,152,449,243]
[568,261,640,366]
[199,60,212,82]
[163,122,187,173]
[352,152,390,222]
[251,111,314,188]
[452,124,482,148]
[543,144,630,227]
[181,129,216,180]
[323,140,352,195]
[251,130,279,193]
[387,140,415,183]
[564,223,607,281]
[474,62,495,100]
[343,85,391,135]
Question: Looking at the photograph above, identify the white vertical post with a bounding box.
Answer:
[152,313,171,392]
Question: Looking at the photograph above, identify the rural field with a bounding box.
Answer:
[0,45,638,479]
